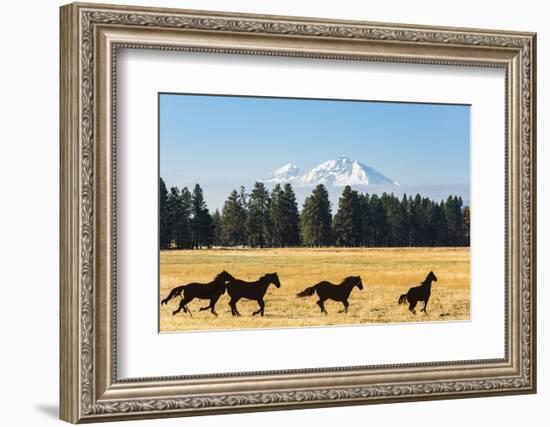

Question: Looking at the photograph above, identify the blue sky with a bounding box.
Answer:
[160,93,470,194]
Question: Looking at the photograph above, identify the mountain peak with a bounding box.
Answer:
[275,163,299,174]
[264,157,399,187]
[265,163,302,182]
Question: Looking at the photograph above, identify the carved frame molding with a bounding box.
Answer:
[60,2,536,423]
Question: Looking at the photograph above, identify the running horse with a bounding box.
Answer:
[398,271,438,314]
[297,276,363,314]
[162,270,234,317]
[226,273,281,317]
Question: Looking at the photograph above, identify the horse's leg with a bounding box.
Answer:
[173,299,186,315]
[253,299,265,316]
[229,298,237,316]
[339,300,349,314]
[317,298,328,315]
[183,296,195,316]
[234,297,242,317]
[229,297,241,317]
[252,299,261,316]
[198,303,214,313]
[172,302,184,315]
[209,294,221,317]
[173,296,194,316]
[408,299,417,315]
[421,298,429,314]
[181,302,193,317]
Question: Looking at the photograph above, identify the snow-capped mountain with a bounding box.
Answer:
[266,163,302,182]
[264,156,399,187]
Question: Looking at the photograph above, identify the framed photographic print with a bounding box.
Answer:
[158,94,471,332]
[60,2,537,423]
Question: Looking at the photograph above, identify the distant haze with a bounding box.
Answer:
[173,180,469,213]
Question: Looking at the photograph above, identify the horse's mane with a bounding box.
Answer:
[214,270,234,282]
[422,271,436,284]
[340,276,359,286]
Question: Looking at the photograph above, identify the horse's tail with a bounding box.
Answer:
[161,285,185,305]
[398,294,408,305]
[297,285,318,298]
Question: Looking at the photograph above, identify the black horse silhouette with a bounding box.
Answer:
[162,270,234,317]
[297,276,363,314]
[226,273,281,317]
[398,271,438,314]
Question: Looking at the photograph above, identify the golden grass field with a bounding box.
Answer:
[159,247,470,332]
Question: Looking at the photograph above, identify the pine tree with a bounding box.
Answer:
[359,193,371,246]
[176,187,192,248]
[268,184,285,247]
[422,200,436,246]
[431,201,449,246]
[166,186,181,248]
[281,184,300,246]
[392,194,409,247]
[160,178,469,249]
[247,182,271,248]
[369,193,387,246]
[333,186,362,246]
[300,184,333,247]
[204,212,215,248]
[408,194,424,246]
[379,193,392,246]
[220,189,247,246]
[238,186,249,243]
[238,186,248,212]
[212,209,222,246]
[190,184,214,248]
[159,178,170,249]
[444,195,464,246]
[462,206,471,246]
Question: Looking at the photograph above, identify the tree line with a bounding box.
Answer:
[160,177,470,249]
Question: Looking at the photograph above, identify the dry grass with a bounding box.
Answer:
[160,247,470,332]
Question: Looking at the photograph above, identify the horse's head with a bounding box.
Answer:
[215,270,235,285]
[265,272,281,288]
[427,271,438,283]
[343,276,363,290]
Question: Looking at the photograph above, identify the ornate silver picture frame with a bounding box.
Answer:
[60,2,536,423]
